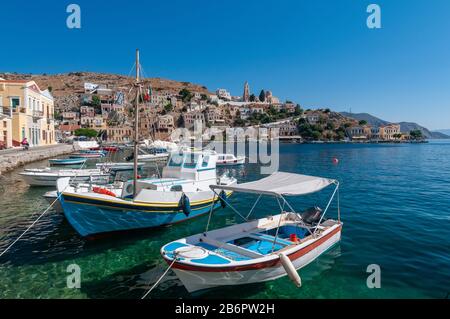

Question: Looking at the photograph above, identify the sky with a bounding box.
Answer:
[1,0,450,130]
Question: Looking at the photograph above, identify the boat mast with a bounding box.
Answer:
[133,49,140,197]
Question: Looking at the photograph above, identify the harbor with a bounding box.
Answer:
[0,140,449,298]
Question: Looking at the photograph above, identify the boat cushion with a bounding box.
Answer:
[191,254,231,265]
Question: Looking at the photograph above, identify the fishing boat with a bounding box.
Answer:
[96,162,145,170]
[216,154,245,166]
[20,168,110,187]
[160,171,342,293]
[70,150,106,159]
[56,49,237,237]
[57,151,236,236]
[49,158,87,166]
[137,152,169,163]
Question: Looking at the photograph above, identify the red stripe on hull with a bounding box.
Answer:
[166,224,342,272]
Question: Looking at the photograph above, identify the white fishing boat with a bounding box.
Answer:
[216,154,245,166]
[160,171,342,293]
[20,168,109,187]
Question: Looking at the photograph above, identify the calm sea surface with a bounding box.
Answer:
[0,141,449,299]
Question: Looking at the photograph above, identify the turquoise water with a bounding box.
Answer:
[0,141,449,299]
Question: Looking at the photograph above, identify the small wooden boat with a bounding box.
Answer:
[160,171,342,293]
[49,158,87,166]
[216,154,245,166]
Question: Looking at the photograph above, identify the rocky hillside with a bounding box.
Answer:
[0,72,211,112]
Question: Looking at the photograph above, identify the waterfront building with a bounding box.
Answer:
[106,125,133,143]
[183,111,205,129]
[156,114,175,134]
[0,78,55,146]
[0,114,12,148]
[380,124,401,140]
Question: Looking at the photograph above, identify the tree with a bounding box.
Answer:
[294,105,303,116]
[259,90,266,102]
[179,88,193,102]
[249,94,256,102]
[359,120,368,126]
[410,129,423,140]
[74,128,98,138]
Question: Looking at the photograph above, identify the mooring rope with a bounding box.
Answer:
[0,158,88,258]
[141,257,177,299]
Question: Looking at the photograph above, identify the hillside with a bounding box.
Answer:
[433,129,450,137]
[0,72,211,112]
[340,112,449,139]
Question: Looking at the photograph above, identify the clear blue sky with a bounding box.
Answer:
[1,0,450,129]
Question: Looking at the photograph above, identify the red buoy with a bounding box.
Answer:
[332,157,339,164]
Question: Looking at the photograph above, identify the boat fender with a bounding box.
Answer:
[218,190,227,208]
[279,253,302,288]
[179,193,191,216]
[92,187,116,197]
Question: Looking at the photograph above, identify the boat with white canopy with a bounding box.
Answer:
[160,171,342,293]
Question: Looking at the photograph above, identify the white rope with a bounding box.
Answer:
[141,257,177,299]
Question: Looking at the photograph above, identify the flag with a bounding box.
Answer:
[144,87,152,102]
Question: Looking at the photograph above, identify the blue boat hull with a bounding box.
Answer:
[59,194,228,237]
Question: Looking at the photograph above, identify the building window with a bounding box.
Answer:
[11,97,20,112]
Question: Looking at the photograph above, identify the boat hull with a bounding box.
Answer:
[168,226,341,293]
[20,173,102,187]
[59,193,229,237]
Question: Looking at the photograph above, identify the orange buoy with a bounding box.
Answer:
[92,187,116,197]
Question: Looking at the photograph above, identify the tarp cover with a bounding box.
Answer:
[212,171,336,196]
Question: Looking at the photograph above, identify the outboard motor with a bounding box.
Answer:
[300,206,323,224]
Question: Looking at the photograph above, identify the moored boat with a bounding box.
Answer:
[160,171,342,293]
[20,168,110,187]
[216,153,245,166]
[57,151,237,237]
[49,158,87,166]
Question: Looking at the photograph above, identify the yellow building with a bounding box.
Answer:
[0,78,56,147]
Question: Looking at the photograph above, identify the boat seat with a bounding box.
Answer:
[200,235,263,259]
[249,233,294,246]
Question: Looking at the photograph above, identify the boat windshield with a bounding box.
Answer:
[168,154,183,167]
[183,153,199,168]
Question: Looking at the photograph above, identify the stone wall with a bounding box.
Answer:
[0,144,79,175]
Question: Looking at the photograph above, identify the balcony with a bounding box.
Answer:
[0,106,12,118]
[32,110,44,119]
